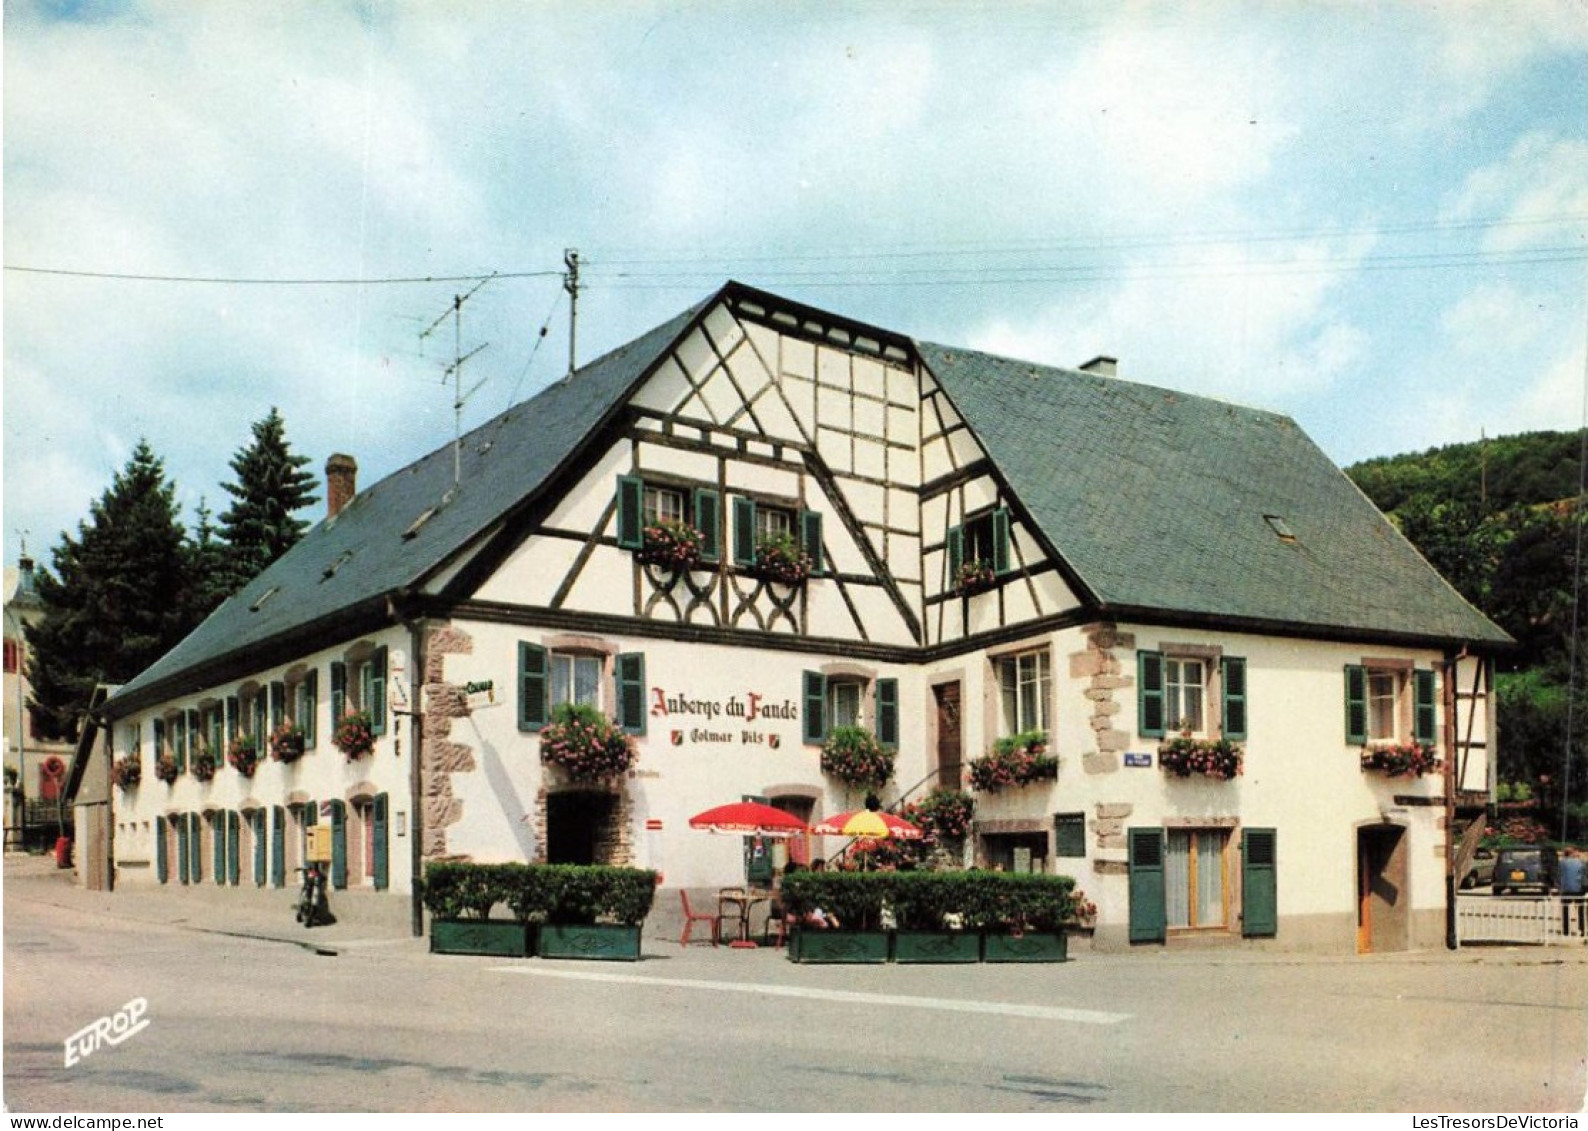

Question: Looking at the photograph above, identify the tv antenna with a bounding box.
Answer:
[563,248,580,378]
[420,274,493,486]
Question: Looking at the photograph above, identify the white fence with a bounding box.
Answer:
[1456,894,1587,946]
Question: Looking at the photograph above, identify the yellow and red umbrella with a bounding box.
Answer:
[811,808,923,840]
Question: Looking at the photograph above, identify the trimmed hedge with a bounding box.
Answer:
[421,862,658,925]
[779,870,1077,932]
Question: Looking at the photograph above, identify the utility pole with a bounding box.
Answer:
[419,276,492,487]
[564,248,580,378]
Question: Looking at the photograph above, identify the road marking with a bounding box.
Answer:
[492,966,1128,1024]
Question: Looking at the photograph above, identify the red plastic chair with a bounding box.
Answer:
[679,890,720,947]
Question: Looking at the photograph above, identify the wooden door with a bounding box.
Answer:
[934,682,962,789]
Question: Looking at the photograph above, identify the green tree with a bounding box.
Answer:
[24,441,195,740]
[185,497,231,622]
[217,407,318,594]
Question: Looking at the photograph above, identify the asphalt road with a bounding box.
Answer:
[4,876,1585,1113]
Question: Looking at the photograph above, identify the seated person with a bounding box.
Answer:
[805,905,842,929]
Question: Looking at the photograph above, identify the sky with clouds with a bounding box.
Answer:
[4,0,1586,569]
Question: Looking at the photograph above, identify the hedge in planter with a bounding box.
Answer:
[421,862,530,957]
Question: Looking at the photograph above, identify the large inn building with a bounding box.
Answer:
[101,281,1507,953]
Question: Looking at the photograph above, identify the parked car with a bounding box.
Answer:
[1459,847,1496,890]
[1490,846,1558,895]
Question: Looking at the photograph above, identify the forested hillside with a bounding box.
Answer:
[1346,430,1584,836]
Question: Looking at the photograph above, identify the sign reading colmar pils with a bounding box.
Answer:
[650,687,798,749]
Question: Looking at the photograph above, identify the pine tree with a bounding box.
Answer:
[25,441,195,740]
[185,497,232,623]
[217,407,319,594]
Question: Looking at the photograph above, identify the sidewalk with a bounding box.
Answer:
[7,851,1585,968]
[2,851,424,957]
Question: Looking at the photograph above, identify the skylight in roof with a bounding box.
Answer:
[321,550,354,580]
[403,506,438,540]
[1264,514,1297,543]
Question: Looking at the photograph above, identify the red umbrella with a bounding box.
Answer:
[689,801,809,837]
[810,809,924,840]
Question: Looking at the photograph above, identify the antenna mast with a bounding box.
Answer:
[564,248,580,378]
[420,275,493,486]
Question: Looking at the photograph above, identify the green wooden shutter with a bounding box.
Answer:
[1222,657,1248,741]
[370,648,388,736]
[802,670,827,744]
[991,508,1011,574]
[616,474,644,549]
[947,524,964,582]
[1054,812,1086,858]
[1138,651,1166,738]
[226,696,239,742]
[188,813,203,884]
[227,811,241,886]
[155,816,168,884]
[153,719,165,770]
[174,815,188,885]
[875,678,899,747]
[694,487,721,563]
[1413,669,1437,745]
[330,661,347,722]
[518,642,549,731]
[302,669,319,747]
[213,814,226,885]
[1242,827,1278,937]
[1128,827,1167,943]
[801,510,824,575]
[1344,664,1368,745]
[271,806,286,888]
[373,793,389,891]
[252,810,266,887]
[329,800,347,890]
[616,652,647,735]
[270,681,286,730]
[732,496,757,566]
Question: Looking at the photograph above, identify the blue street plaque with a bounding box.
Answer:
[1124,752,1153,768]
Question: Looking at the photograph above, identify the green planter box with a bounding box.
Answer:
[982,930,1068,963]
[538,923,643,962]
[430,918,532,957]
[892,930,982,964]
[788,929,890,964]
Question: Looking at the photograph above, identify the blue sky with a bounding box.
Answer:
[5,1,1586,569]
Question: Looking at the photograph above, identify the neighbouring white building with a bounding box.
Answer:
[101,282,1506,953]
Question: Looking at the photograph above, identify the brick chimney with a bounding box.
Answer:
[325,454,358,518]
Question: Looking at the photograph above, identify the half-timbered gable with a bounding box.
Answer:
[102,280,1510,956]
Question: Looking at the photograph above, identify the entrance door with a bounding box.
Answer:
[1357,825,1407,954]
[934,682,962,789]
[546,792,616,865]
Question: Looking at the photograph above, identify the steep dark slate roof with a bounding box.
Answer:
[918,342,1509,646]
[107,296,712,714]
[107,284,1508,715]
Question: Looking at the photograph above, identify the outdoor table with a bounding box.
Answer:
[717,887,771,946]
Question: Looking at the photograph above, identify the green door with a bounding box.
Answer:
[227,811,241,886]
[1128,827,1167,943]
[329,800,347,889]
[156,816,168,884]
[372,793,389,891]
[1242,828,1278,937]
[271,806,286,888]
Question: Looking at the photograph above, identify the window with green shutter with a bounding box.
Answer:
[1138,651,1166,738]
[802,671,827,744]
[370,647,388,736]
[252,810,267,887]
[156,816,168,884]
[518,642,549,731]
[212,813,226,885]
[330,662,347,723]
[1222,657,1248,741]
[299,669,318,746]
[1344,664,1368,745]
[733,496,758,566]
[1414,668,1437,745]
[616,652,646,734]
[991,508,1011,574]
[800,510,824,575]
[616,475,644,549]
[187,812,203,885]
[329,800,347,890]
[373,793,389,891]
[694,487,721,562]
[946,524,964,583]
[1241,827,1278,937]
[271,806,286,888]
[875,678,899,747]
[270,681,286,731]
[227,811,241,886]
